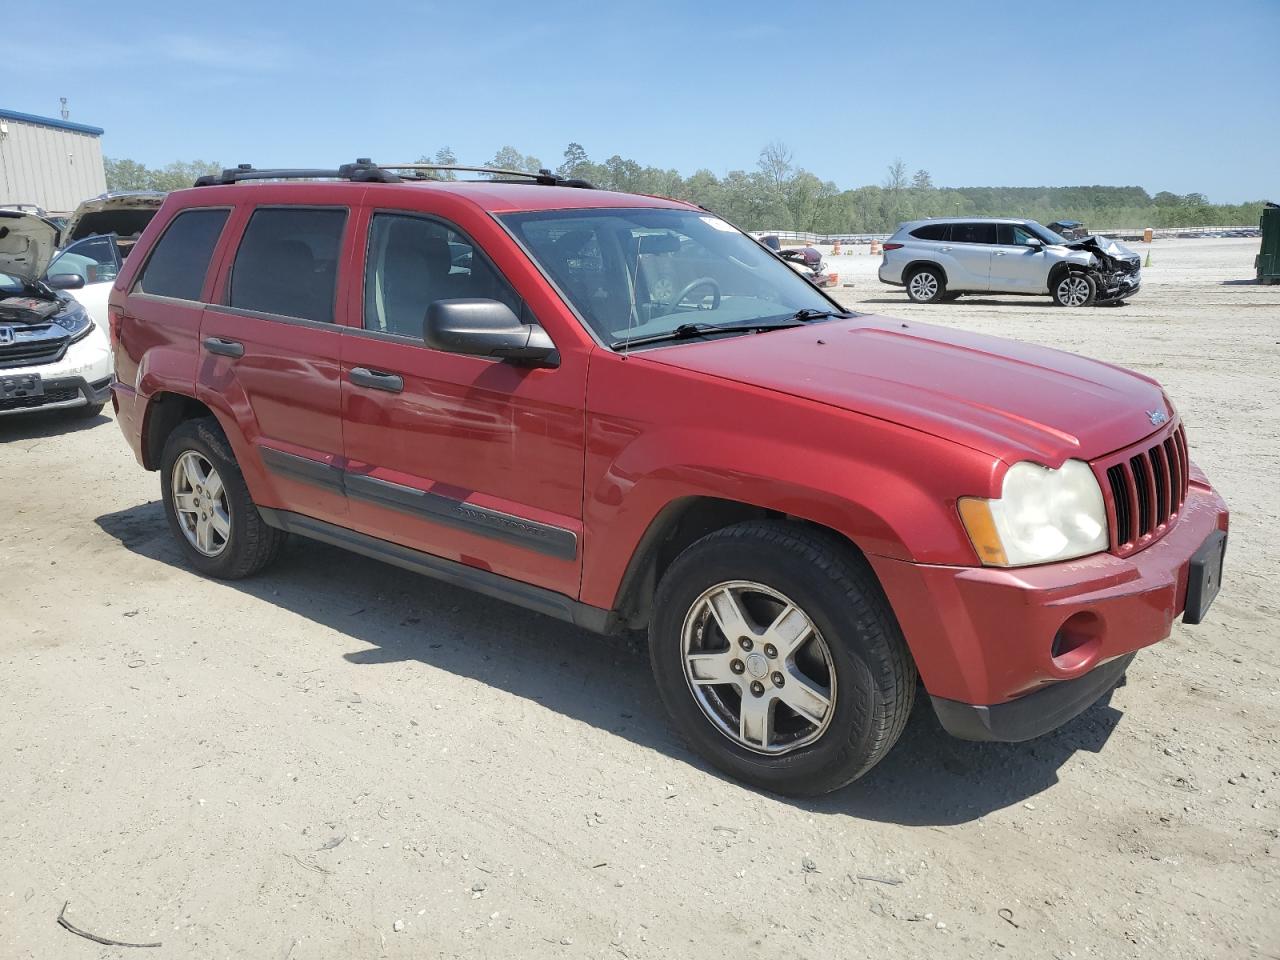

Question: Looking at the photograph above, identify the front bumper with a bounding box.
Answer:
[869,474,1228,740]
[0,331,113,416]
[1096,270,1141,302]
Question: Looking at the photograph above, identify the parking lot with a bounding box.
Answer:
[0,238,1276,958]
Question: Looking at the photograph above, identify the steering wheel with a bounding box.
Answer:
[671,277,721,311]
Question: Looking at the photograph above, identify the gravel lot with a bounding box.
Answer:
[1,238,1276,959]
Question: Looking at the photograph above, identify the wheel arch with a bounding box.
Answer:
[141,391,217,470]
[903,259,948,285]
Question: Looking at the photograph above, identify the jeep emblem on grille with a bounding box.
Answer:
[1147,409,1168,426]
[0,328,13,345]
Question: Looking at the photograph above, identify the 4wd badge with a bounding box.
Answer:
[1147,409,1168,426]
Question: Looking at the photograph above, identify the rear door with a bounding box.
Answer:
[197,205,351,524]
[338,206,586,597]
[989,223,1050,292]
[940,222,995,291]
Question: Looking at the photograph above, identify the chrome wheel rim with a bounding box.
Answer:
[680,580,836,755]
[171,451,230,557]
[1057,275,1091,306]
[908,272,938,301]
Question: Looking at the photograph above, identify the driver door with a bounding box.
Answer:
[339,207,588,597]
[989,223,1050,292]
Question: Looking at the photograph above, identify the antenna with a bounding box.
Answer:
[59,98,69,120]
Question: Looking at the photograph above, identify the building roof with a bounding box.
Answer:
[0,107,104,137]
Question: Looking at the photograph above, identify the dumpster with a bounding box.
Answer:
[1257,202,1280,284]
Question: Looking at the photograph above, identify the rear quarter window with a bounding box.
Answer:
[909,223,949,241]
[135,208,230,301]
[229,208,347,323]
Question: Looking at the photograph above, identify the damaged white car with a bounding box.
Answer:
[0,210,112,418]
[878,217,1142,306]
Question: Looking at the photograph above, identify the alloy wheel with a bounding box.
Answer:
[908,272,938,301]
[1057,275,1092,307]
[680,580,836,755]
[171,450,231,557]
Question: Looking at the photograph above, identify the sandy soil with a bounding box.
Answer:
[1,238,1277,959]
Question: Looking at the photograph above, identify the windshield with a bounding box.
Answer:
[500,207,839,347]
[1028,221,1069,245]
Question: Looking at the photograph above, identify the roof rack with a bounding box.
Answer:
[193,159,595,190]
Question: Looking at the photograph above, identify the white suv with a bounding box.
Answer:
[0,210,112,419]
[878,217,1141,307]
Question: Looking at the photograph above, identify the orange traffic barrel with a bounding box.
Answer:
[1143,228,1153,243]
[870,239,882,255]
[833,240,842,255]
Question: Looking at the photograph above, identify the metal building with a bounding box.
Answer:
[0,107,107,215]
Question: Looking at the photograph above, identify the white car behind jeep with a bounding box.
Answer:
[0,210,112,418]
[879,217,1141,306]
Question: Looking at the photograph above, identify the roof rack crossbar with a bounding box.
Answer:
[192,160,595,190]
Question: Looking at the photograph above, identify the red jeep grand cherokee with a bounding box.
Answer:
[108,161,1228,795]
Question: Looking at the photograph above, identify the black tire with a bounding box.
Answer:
[1051,271,1097,307]
[905,265,946,303]
[68,402,106,419]
[649,520,917,796]
[160,417,286,579]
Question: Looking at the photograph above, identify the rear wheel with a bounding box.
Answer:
[649,521,917,796]
[905,266,946,304]
[160,417,286,579]
[1052,272,1096,307]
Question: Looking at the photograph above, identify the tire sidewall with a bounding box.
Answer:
[1053,271,1096,307]
[650,533,897,795]
[159,419,253,577]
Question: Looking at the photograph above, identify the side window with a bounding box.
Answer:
[950,222,997,245]
[910,223,948,242]
[1003,224,1039,246]
[135,209,229,301]
[47,235,120,284]
[229,208,347,323]
[364,213,522,337]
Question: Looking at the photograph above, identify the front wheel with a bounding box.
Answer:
[1052,272,1096,307]
[905,266,946,303]
[649,521,917,796]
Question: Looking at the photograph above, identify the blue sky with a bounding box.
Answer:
[4,0,1276,201]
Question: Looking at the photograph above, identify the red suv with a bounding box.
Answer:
[109,161,1229,795]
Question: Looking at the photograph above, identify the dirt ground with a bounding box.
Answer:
[1,238,1276,959]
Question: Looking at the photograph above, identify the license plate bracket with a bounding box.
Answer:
[0,373,43,399]
[1183,529,1226,625]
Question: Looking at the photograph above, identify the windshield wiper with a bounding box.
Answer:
[611,319,807,350]
[785,308,849,322]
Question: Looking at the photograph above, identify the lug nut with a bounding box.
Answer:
[764,644,778,659]
[739,637,754,652]
[730,659,745,675]
[750,681,765,697]
[771,672,785,688]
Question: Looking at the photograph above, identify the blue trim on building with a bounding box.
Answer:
[0,108,104,137]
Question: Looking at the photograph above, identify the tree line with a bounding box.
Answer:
[106,144,1266,233]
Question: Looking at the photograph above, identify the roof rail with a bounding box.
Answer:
[379,163,594,189]
[193,159,595,190]
[193,159,401,187]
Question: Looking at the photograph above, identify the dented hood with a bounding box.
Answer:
[65,192,166,242]
[1064,234,1140,263]
[0,209,62,282]
[642,314,1169,464]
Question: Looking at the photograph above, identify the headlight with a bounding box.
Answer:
[53,302,94,342]
[958,460,1108,567]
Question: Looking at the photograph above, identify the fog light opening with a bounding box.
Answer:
[1051,611,1104,672]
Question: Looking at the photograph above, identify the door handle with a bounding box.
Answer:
[349,367,404,394]
[994,251,1007,256]
[202,336,244,358]
[939,246,952,252]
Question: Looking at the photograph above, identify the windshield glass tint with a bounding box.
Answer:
[500,208,835,345]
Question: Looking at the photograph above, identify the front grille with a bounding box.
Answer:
[1098,423,1189,554]
[0,386,80,411]
[0,339,67,369]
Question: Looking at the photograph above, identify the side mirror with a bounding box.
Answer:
[1024,238,1044,250]
[47,272,85,289]
[424,299,558,366]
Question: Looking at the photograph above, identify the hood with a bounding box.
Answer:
[0,210,62,282]
[1064,234,1140,264]
[642,315,1169,464]
[65,192,166,242]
